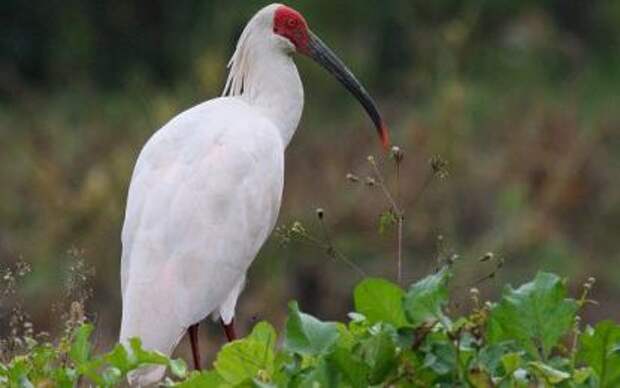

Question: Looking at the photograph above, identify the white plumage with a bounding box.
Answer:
[119,3,387,385]
[120,5,301,384]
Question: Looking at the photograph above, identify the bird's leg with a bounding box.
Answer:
[187,323,201,370]
[220,318,237,342]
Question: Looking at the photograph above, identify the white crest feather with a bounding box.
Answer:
[222,4,282,97]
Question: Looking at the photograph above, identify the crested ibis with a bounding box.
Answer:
[119,3,388,384]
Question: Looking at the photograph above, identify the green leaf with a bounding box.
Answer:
[7,357,31,384]
[327,347,368,388]
[501,352,522,375]
[468,368,493,388]
[252,378,278,388]
[354,278,407,327]
[52,367,77,388]
[69,323,94,365]
[129,337,169,366]
[214,321,276,385]
[358,329,398,384]
[294,359,339,388]
[477,342,518,376]
[175,370,226,387]
[101,367,122,386]
[249,321,278,345]
[422,334,456,376]
[30,343,57,376]
[403,267,451,327]
[169,358,188,378]
[573,367,594,384]
[104,343,134,373]
[378,210,397,235]
[283,302,340,356]
[487,272,578,359]
[577,320,620,387]
[528,361,570,384]
[102,344,138,375]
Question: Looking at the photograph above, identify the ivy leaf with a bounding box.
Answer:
[354,278,407,327]
[577,320,620,387]
[487,272,578,359]
[214,321,277,385]
[284,302,340,356]
[403,267,452,327]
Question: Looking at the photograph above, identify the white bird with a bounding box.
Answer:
[119,3,389,384]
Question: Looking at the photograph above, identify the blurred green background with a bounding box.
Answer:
[1,0,619,359]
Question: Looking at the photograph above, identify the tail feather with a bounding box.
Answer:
[120,284,186,386]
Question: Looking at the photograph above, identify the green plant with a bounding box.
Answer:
[2,266,617,387]
[0,322,188,387]
[168,268,614,387]
[2,151,617,387]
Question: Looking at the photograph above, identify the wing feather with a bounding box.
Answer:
[120,97,284,359]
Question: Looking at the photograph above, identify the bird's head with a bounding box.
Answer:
[268,4,389,149]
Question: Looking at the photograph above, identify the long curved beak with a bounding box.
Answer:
[303,30,389,149]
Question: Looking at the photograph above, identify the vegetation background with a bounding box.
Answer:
[1,0,619,364]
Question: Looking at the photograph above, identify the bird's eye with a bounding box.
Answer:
[287,18,298,28]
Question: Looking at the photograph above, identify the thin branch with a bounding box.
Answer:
[368,156,402,216]
[368,155,405,284]
[316,214,367,278]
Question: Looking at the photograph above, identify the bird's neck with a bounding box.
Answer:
[241,52,304,147]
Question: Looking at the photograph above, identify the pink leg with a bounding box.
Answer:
[220,318,237,342]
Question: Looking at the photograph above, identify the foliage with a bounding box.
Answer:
[0,322,188,387]
[2,0,620,352]
[1,268,617,387]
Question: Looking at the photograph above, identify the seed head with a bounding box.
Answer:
[430,155,449,179]
[390,146,404,163]
[346,173,360,183]
[480,252,494,262]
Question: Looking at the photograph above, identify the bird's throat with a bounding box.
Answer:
[240,52,304,148]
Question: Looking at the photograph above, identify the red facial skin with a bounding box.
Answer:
[273,6,310,54]
[273,5,390,151]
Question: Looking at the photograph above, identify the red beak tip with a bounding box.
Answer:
[380,126,390,151]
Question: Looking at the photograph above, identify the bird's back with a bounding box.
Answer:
[119,96,285,380]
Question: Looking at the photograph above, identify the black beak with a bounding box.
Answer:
[304,30,389,149]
